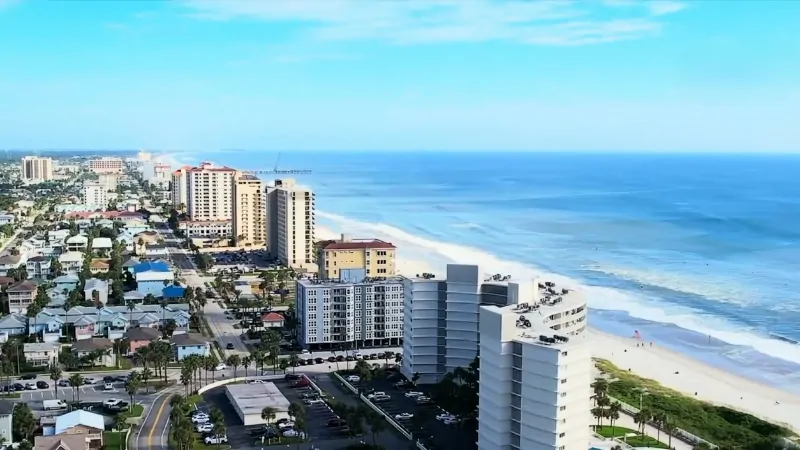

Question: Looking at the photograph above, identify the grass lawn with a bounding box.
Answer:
[187,394,202,407]
[104,431,128,450]
[595,425,669,449]
[120,404,144,419]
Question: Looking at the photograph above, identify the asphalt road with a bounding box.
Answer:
[133,385,181,450]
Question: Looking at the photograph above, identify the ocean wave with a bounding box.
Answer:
[583,263,754,307]
[451,222,482,230]
[317,210,800,366]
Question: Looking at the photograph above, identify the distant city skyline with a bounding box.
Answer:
[1,0,798,152]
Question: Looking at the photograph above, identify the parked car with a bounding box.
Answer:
[104,382,114,390]
[84,377,97,385]
[303,398,323,405]
[226,343,234,350]
[372,395,391,403]
[416,396,433,405]
[191,414,210,424]
[404,391,424,398]
[291,379,310,388]
[195,423,214,433]
[345,375,360,383]
[18,374,36,380]
[24,383,36,390]
[367,391,386,399]
[284,374,301,382]
[327,356,336,362]
[300,349,310,355]
[36,381,49,389]
[277,421,294,429]
[58,379,70,387]
[315,357,324,364]
[43,400,68,411]
[436,413,456,421]
[103,399,123,408]
[214,363,227,371]
[395,413,414,421]
[103,376,115,383]
[245,379,264,384]
[204,435,228,445]
[282,430,305,438]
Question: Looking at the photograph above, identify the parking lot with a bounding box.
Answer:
[208,249,276,271]
[4,379,130,407]
[197,377,353,448]
[354,372,477,450]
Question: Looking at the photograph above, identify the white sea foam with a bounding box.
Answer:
[318,210,800,366]
[583,263,754,307]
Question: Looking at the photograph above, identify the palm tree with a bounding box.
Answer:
[114,414,127,448]
[653,411,666,443]
[662,415,675,448]
[608,402,622,437]
[227,355,241,378]
[126,300,136,327]
[49,363,62,399]
[366,411,386,446]
[261,406,277,442]
[140,367,152,393]
[241,356,251,377]
[68,373,84,402]
[634,409,651,436]
[209,407,226,450]
[125,372,141,412]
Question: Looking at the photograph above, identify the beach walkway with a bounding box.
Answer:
[612,414,694,450]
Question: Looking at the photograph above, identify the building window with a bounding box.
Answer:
[559,433,566,438]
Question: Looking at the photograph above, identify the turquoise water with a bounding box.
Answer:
[170,150,800,392]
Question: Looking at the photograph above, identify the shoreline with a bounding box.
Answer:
[316,224,800,433]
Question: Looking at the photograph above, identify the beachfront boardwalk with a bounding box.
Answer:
[612,414,694,450]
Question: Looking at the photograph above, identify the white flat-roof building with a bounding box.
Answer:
[225,382,290,426]
[83,183,107,210]
[296,277,404,349]
[265,179,315,271]
[478,282,590,450]
[401,264,519,384]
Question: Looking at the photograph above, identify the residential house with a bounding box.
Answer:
[116,232,135,252]
[71,338,115,367]
[51,410,105,449]
[0,276,14,287]
[0,255,22,277]
[89,259,109,274]
[135,270,173,297]
[29,313,64,343]
[124,327,161,355]
[0,213,14,225]
[123,290,145,303]
[26,255,51,279]
[95,219,114,229]
[132,260,170,273]
[58,252,84,274]
[72,316,97,341]
[261,312,285,328]
[162,285,185,301]
[46,288,68,307]
[91,238,113,255]
[171,333,209,361]
[23,342,61,367]
[121,256,140,272]
[143,244,169,258]
[123,219,149,236]
[84,278,109,306]
[115,212,146,224]
[20,236,48,254]
[149,214,165,224]
[53,274,79,292]
[65,235,88,252]
[0,400,12,446]
[7,280,37,314]
[74,219,92,230]
[35,434,91,450]
[49,229,71,241]
[0,314,27,337]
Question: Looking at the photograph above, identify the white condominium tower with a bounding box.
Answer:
[20,156,53,182]
[401,264,519,384]
[171,165,190,211]
[479,282,590,450]
[295,277,404,349]
[83,183,108,210]
[186,162,236,221]
[265,178,315,271]
[232,172,265,247]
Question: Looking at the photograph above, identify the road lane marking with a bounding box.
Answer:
[147,395,170,448]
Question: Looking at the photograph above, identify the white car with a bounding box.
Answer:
[444,418,462,425]
[204,435,228,445]
[84,377,97,384]
[300,349,310,355]
[367,391,386,399]
[282,430,306,438]
[345,375,360,383]
[245,379,264,384]
[436,413,456,421]
[104,382,114,390]
[103,399,123,407]
[395,413,414,421]
[404,391,424,398]
[191,414,210,424]
[195,423,213,433]
[277,421,294,429]
[304,398,323,405]
[354,352,362,359]
[215,363,227,371]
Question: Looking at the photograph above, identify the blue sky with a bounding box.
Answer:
[0,0,798,152]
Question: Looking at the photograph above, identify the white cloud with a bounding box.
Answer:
[180,0,686,46]
[648,1,687,16]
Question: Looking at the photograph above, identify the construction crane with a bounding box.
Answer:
[241,152,312,175]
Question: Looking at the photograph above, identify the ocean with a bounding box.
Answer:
[168,150,800,392]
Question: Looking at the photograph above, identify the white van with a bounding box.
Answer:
[43,399,68,411]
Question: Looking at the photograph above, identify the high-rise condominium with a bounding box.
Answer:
[171,166,190,211]
[83,183,108,210]
[232,172,265,247]
[186,162,236,221]
[401,264,520,384]
[296,277,404,349]
[265,179,315,271]
[478,283,590,450]
[20,156,53,183]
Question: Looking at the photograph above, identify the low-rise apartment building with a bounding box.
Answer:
[316,235,396,280]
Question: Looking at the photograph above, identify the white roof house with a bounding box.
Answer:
[54,409,105,434]
[59,252,84,263]
[135,271,173,282]
[92,237,113,249]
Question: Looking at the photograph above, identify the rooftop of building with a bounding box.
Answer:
[322,238,396,251]
[298,276,405,287]
[225,382,290,416]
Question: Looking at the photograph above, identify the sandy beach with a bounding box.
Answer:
[317,224,800,433]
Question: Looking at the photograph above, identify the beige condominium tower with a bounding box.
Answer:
[232,172,265,248]
[265,178,315,271]
[186,162,236,221]
[20,156,53,183]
